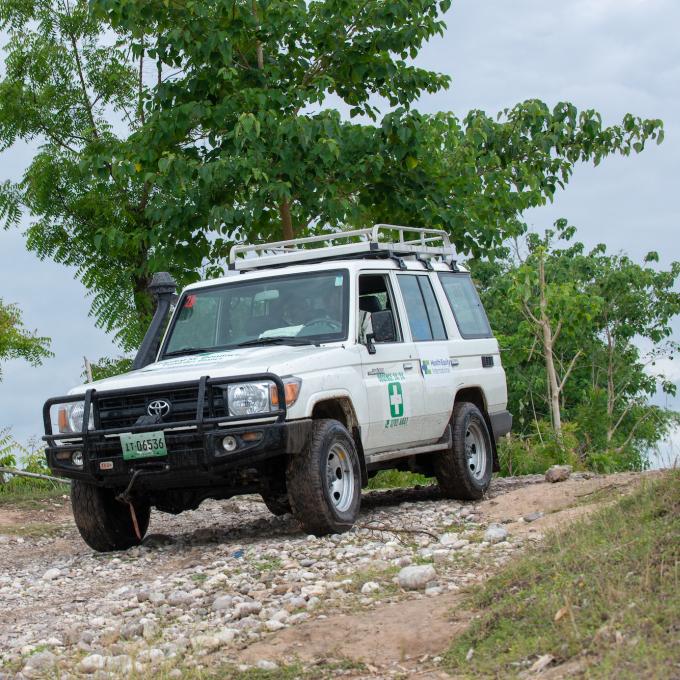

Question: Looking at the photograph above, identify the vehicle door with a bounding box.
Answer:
[394,272,452,443]
[358,272,425,453]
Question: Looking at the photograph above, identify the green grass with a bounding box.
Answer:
[366,469,434,489]
[147,658,365,679]
[0,482,68,508]
[444,471,680,679]
[0,522,67,538]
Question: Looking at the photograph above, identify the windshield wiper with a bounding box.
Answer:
[163,347,215,358]
[234,337,317,348]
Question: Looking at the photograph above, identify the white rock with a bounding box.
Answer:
[212,595,233,611]
[484,524,508,543]
[257,660,278,670]
[265,619,286,631]
[190,629,235,652]
[361,581,380,594]
[24,650,57,672]
[398,564,437,590]
[42,568,61,581]
[78,654,106,673]
[439,532,460,545]
[167,590,192,606]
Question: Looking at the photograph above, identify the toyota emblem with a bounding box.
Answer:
[147,399,172,418]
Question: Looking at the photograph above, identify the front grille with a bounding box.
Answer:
[97,386,228,429]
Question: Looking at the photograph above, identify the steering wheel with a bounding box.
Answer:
[300,317,342,333]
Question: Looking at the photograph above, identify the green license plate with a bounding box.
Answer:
[120,431,168,460]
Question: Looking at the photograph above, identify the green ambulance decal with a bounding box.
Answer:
[387,382,404,418]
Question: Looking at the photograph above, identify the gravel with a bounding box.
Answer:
[0,482,531,675]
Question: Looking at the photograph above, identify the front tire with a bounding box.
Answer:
[434,402,493,500]
[71,480,150,552]
[286,419,361,535]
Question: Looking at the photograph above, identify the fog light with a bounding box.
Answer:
[71,450,84,467]
[222,436,238,453]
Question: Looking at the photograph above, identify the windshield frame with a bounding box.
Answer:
[157,268,351,360]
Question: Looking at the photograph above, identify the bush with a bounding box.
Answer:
[497,421,582,477]
[366,469,434,489]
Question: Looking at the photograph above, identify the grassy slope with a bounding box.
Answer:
[444,471,680,678]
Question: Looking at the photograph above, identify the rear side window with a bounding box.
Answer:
[438,273,492,338]
[397,275,447,342]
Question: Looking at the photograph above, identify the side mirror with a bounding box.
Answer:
[371,310,397,343]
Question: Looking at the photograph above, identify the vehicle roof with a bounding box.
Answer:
[185,258,470,292]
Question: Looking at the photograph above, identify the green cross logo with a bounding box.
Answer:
[388,382,404,418]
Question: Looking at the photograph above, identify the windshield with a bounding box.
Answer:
[161,269,349,358]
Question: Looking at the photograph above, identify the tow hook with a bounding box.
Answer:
[115,465,169,540]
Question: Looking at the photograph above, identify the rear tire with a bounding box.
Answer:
[71,480,150,552]
[434,402,493,500]
[286,419,361,535]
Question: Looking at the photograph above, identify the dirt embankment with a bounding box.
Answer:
[0,471,655,678]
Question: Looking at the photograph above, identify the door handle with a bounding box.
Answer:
[403,362,414,370]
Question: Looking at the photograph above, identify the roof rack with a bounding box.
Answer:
[229,224,457,272]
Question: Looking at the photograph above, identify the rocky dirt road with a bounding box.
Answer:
[0,471,652,679]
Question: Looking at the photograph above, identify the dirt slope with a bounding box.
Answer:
[0,471,655,678]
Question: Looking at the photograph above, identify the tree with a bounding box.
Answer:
[1,0,664,349]
[0,0,208,349]
[97,0,664,263]
[0,299,52,380]
[473,226,680,469]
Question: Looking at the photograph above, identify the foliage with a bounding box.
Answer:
[366,469,433,490]
[473,225,680,469]
[0,426,16,471]
[96,0,663,265]
[0,429,63,498]
[0,0,663,351]
[84,355,133,382]
[0,0,208,349]
[0,298,52,380]
[444,471,680,678]
[497,422,582,477]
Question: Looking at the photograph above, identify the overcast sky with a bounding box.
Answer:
[1,0,678,458]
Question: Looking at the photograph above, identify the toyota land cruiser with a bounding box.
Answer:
[42,225,512,551]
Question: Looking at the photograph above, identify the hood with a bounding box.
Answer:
[68,345,342,396]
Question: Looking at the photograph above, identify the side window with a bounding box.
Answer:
[397,275,447,342]
[358,273,401,343]
[438,273,492,338]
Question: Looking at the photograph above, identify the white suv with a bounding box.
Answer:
[43,226,511,551]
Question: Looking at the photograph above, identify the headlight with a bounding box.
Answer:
[226,377,302,417]
[57,401,94,433]
[228,382,271,416]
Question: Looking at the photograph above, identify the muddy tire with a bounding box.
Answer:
[261,492,291,516]
[286,419,361,535]
[71,480,150,552]
[434,402,493,500]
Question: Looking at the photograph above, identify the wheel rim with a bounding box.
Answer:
[326,442,354,512]
[465,421,488,481]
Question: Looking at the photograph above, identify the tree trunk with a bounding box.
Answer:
[279,200,294,240]
[538,255,562,435]
[605,324,615,443]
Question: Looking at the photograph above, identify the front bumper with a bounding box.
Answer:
[42,373,312,489]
